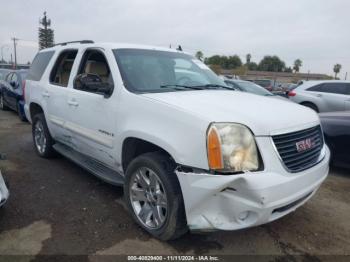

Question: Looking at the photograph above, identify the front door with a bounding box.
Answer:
[66,48,117,168]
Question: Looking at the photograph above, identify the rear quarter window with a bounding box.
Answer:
[27,51,55,81]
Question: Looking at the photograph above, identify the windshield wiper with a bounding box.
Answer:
[160,84,205,90]
[191,84,235,90]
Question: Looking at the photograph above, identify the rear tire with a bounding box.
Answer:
[32,113,56,158]
[301,102,319,112]
[0,94,8,111]
[124,152,187,240]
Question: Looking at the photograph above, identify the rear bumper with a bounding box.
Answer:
[176,146,330,231]
[0,171,9,207]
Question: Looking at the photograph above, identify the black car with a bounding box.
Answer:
[320,111,350,168]
[0,70,28,121]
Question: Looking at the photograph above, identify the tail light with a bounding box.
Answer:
[288,91,296,97]
[22,80,26,101]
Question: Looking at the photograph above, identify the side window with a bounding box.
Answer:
[5,73,13,82]
[27,51,55,81]
[346,84,350,95]
[11,73,18,84]
[50,50,78,87]
[307,84,324,92]
[320,83,347,95]
[74,49,114,96]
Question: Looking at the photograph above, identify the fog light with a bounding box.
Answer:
[238,211,249,221]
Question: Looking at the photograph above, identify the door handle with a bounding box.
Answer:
[68,99,79,107]
[42,91,50,98]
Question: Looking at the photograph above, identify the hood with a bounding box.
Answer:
[142,90,320,136]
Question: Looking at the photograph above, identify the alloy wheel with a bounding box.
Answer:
[34,120,47,154]
[129,167,168,229]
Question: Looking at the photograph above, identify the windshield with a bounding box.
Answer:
[113,49,227,93]
[236,81,274,96]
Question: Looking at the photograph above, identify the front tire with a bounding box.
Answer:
[32,113,55,158]
[124,152,187,240]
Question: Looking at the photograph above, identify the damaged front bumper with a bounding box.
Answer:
[176,146,330,231]
[0,171,9,207]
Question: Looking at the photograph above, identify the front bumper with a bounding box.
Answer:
[176,145,330,231]
[0,171,9,207]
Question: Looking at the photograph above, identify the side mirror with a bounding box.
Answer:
[74,73,112,98]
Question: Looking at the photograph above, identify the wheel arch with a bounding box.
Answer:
[300,101,319,112]
[29,102,44,120]
[121,137,176,173]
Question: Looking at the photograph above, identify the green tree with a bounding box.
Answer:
[195,51,204,61]
[205,55,221,65]
[284,67,293,73]
[246,53,251,64]
[293,59,302,73]
[333,64,342,79]
[258,55,286,72]
[247,62,258,71]
[205,55,242,69]
[39,12,54,50]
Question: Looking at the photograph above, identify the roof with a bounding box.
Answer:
[296,80,350,90]
[41,42,186,54]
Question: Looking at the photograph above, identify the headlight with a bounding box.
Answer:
[207,123,260,172]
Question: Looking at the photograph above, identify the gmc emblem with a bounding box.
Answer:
[296,138,314,152]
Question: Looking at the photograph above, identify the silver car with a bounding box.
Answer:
[0,171,9,207]
[288,80,350,112]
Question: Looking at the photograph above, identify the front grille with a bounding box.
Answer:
[272,125,324,172]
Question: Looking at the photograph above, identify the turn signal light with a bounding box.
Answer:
[207,127,223,170]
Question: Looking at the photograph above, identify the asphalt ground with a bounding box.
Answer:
[0,109,349,262]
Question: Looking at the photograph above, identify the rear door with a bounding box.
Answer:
[45,49,79,143]
[320,83,348,112]
[66,48,117,168]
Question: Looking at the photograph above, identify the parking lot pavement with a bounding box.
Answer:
[0,109,349,260]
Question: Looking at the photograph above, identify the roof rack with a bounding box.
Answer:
[54,40,94,46]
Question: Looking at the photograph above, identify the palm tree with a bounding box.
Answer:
[333,64,342,79]
[195,51,204,61]
[246,53,251,64]
[293,59,302,73]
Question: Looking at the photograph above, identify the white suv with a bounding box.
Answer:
[24,41,330,240]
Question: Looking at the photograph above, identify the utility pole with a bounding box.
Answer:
[11,37,18,69]
[345,72,348,80]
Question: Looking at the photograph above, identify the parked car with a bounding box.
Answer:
[252,79,275,91]
[24,41,330,240]
[319,111,350,168]
[0,69,10,81]
[0,70,28,121]
[0,171,9,207]
[288,80,350,112]
[224,79,289,101]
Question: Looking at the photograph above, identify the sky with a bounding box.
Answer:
[1,0,350,78]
